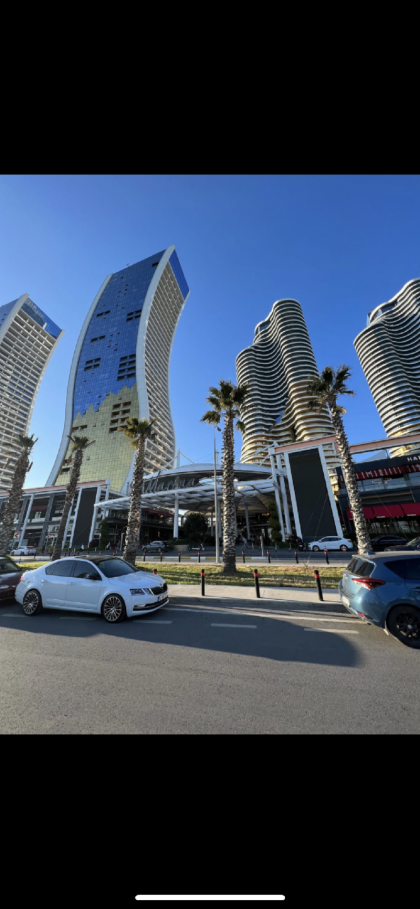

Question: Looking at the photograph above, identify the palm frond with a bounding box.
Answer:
[235,420,247,435]
[68,434,93,450]
[201,410,221,425]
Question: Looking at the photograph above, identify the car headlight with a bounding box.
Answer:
[130,588,146,595]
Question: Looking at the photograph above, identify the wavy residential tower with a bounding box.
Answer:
[235,298,339,482]
[47,247,189,492]
[0,296,63,493]
[354,278,420,458]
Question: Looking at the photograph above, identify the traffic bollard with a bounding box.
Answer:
[201,569,205,596]
[143,549,147,562]
[242,550,245,563]
[160,549,163,562]
[198,551,201,563]
[295,550,299,564]
[324,548,329,564]
[254,569,260,598]
[178,551,181,563]
[267,550,271,564]
[153,568,158,576]
[314,569,324,601]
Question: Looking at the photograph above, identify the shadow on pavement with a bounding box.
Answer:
[0,600,363,668]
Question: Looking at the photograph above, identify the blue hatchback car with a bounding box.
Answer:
[339,552,420,648]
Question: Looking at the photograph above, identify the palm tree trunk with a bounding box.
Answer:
[0,453,30,556]
[222,412,237,573]
[51,450,84,560]
[330,406,371,552]
[123,438,145,565]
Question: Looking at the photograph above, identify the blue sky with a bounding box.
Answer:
[1,174,419,488]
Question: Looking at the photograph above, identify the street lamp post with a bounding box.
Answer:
[214,428,220,565]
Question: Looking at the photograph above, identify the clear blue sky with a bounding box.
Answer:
[1,174,419,488]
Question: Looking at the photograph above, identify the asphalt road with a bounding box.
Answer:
[1,594,420,733]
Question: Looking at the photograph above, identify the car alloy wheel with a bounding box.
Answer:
[387,605,420,648]
[23,589,42,615]
[340,545,348,551]
[102,594,126,623]
[312,546,320,552]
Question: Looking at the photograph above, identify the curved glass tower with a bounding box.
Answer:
[354,278,420,458]
[47,247,189,492]
[236,298,339,481]
[0,295,63,493]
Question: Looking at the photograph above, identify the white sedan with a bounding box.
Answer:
[15,556,168,623]
[10,547,37,556]
[307,536,353,552]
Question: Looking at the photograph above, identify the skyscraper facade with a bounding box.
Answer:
[354,279,420,458]
[235,298,339,481]
[0,295,63,493]
[47,247,189,492]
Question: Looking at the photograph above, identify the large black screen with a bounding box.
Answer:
[288,448,337,540]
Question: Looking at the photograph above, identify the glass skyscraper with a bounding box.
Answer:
[0,295,63,493]
[47,246,190,492]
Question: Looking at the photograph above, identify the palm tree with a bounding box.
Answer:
[121,417,157,564]
[0,434,38,557]
[307,365,371,552]
[51,435,93,560]
[201,380,249,573]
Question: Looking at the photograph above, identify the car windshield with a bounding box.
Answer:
[0,558,19,572]
[408,537,420,546]
[97,558,137,578]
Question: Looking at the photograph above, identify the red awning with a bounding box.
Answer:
[373,504,405,518]
[346,505,403,520]
[402,503,420,516]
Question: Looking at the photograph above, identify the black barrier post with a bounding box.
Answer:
[201,569,205,596]
[160,549,163,562]
[314,569,323,601]
[198,550,201,563]
[267,550,271,564]
[178,551,181,563]
[143,549,147,562]
[153,568,157,576]
[324,548,329,565]
[254,569,260,598]
[295,550,299,564]
[242,550,245,563]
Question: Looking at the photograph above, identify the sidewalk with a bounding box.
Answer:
[167,583,346,614]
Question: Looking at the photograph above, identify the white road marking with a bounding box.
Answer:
[0,613,29,618]
[132,620,172,624]
[211,623,257,629]
[303,628,359,634]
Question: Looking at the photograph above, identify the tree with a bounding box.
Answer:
[183,512,208,542]
[120,417,157,564]
[268,501,283,546]
[99,518,110,549]
[51,435,93,560]
[0,434,38,557]
[201,379,249,573]
[307,365,371,552]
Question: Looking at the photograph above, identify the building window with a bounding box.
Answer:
[84,357,100,371]
[96,310,110,318]
[126,310,141,322]
[117,354,136,381]
[91,336,105,343]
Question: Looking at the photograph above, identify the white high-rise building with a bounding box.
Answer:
[354,279,420,458]
[0,296,63,493]
[235,298,339,482]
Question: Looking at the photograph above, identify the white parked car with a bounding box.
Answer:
[15,556,168,623]
[307,536,353,552]
[10,546,37,557]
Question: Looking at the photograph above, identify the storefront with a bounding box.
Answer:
[337,453,420,537]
